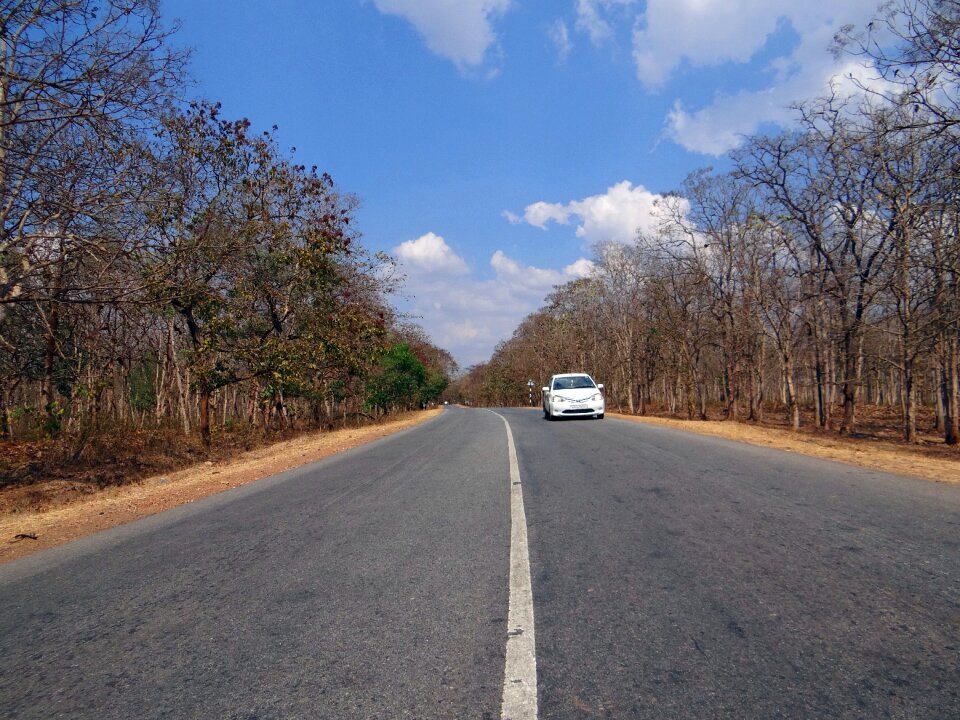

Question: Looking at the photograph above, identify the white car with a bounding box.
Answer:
[542,373,605,420]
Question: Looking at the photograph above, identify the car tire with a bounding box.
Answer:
[597,413,604,419]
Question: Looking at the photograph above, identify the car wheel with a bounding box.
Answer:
[597,413,604,419]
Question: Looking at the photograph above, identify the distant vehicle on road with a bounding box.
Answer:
[542,373,604,420]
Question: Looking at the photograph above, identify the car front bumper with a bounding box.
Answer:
[548,400,604,418]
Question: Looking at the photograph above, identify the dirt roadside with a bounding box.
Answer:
[0,409,443,565]
[2,406,958,565]
[611,412,960,485]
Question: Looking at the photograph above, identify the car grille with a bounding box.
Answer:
[562,408,595,414]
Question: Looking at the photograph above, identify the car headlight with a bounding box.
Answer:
[553,396,566,403]
[589,393,601,401]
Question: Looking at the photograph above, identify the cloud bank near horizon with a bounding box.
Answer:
[392,233,594,367]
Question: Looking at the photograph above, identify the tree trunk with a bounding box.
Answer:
[810,319,827,429]
[903,365,917,443]
[155,339,168,423]
[0,382,12,439]
[784,354,800,430]
[814,357,825,429]
[839,330,859,435]
[622,366,635,414]
[174,360,191,434]
[198,384,212,447]
[934,367,945,433]
[943,332,959,445]
[723,360,737,421]
[749,335,764,422]
[274,389,288,431]
[41,303,61,437]
[696,369,708,421]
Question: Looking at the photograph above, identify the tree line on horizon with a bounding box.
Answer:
[0,0,455,470]
[456,0,959,445]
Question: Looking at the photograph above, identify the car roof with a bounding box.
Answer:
[551,373,593,378]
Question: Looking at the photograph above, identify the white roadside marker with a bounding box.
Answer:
[490,411,538,720]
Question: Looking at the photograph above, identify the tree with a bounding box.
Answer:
[146,103,383,444]
[749,213,809,430]
[0,1,185,434]
[836,0,959,136]
[365,343,428,413]
[656,170,768,421]
[592,243,649,413]
[739,98,892,435]
[836,0,960,442]
[0,0,186,314]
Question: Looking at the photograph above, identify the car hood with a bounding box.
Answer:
[552,388,600,401]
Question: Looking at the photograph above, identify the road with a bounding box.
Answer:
[0,406,957,719]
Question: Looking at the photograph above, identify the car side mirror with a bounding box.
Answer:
[541,387,549,393]
[597,384,604,390]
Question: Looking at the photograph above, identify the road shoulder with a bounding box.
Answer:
[0,409,443,564]
[610,412,959,485]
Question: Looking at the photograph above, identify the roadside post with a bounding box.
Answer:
[527,379,535,406]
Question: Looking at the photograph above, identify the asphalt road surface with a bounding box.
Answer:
[1,406,958,719]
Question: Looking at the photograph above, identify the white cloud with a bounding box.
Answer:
[548,18,572,64]
[373,0,511,68]
[512,181,669,244]
[443,320,482,344]
[396,249,593,366]
[490,249,594,293]
[632,0,785,91]
[393,232,470,275]
[664,58,895,155]
[629,0,888,154]
[522,200,573,230]
[665,94,787,156]
[576,0,636,46]
[564,257,596,277]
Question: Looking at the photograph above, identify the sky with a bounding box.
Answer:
[161,0,884,368]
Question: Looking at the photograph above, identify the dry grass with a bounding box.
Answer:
[0,420,338,503]
[610,408,960,485]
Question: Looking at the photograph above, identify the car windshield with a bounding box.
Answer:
[553,376,596,390]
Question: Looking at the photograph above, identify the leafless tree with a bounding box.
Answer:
[0,0,187,313]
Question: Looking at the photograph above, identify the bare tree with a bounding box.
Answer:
[0,0,186,313]
[836,0,959,135]
[593,243,649,413]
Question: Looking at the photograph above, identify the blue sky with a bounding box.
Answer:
[162,0,883,367]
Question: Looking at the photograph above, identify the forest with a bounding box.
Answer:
[0,1,455,487]
[455,0,960,446]
[2,0,958,496]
